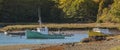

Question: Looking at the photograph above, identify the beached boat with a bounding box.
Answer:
[89,28,111,37]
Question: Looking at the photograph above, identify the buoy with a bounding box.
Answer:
[4,31,8,35]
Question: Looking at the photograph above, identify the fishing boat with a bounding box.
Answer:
[26,27,65,39]
[25,8,66,39]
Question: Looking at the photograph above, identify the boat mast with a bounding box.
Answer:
[38,7,42,27]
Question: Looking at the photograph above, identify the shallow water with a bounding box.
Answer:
[0,31,88,46]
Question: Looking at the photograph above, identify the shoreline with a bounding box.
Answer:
[0,23,119,32]
[0,39,120,50]
[0,44,55,50]
[34,34,120,50]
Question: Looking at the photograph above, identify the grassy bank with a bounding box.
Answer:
[0,23,119,31]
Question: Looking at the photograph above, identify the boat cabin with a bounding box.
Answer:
[93,28,111,34]
[37,26,49,34]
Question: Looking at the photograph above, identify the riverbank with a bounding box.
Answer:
[0,44,56,50]
[0,23,119,32]
[34,34,120,50]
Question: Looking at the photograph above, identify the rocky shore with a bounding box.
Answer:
[64,39,120,50]
[0,44,53,50]
[34,35,120,50]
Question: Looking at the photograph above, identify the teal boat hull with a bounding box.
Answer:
[26,30,65,39]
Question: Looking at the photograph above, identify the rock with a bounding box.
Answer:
[81,38,92,43]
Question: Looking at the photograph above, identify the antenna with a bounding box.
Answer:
[38,7,42,27]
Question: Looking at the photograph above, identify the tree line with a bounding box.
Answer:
[0,0,119,23]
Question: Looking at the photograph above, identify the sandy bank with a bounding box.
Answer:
[0,44,53,50]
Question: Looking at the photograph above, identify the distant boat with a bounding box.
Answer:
[25,8,67,39]
[4,31,25,36]
[89,27,111,37]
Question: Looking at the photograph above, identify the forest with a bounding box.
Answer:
[0,0,120,23]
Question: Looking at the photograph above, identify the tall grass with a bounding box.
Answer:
[0,23,119,31]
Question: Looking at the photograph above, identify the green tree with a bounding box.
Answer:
[99,0,120,23]
[97,0,113,22]
[0,0,61,23]
[58,0,98,22]
[108,0,120,23]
